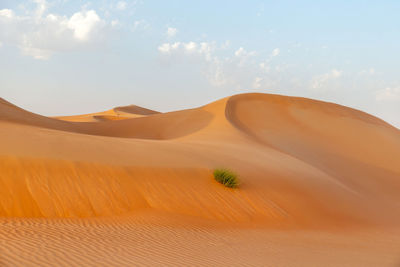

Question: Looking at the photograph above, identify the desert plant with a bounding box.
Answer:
[213,168,239,188]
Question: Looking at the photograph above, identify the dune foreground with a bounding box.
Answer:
[1,93,400,266]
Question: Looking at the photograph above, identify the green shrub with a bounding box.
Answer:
[213,168,239,188]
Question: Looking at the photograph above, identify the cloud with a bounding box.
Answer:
[376,86,400,102]
[0,2,107,59]
[311,69,342,89]
[234,47,256,58]
[67,10,103,41]
[220,40,230,49]
[234,47,256,67]
[159,41,277,88]
[359,68,375,75]
[0,9,13,18]
[33,0,48,17]
[158,39,298,90]
[253,77,263,89]
[158,42,178,53]
[271,48,280,57]
[133,19,148,31]
[158,41,228,86]
[234,47,245,57]
[259,62,270,73]
[116,1,127,10]
[256,48,280,74]
[184,41,197,52]
[111,19,120,27]
[158,41,213,58]
[166,27,177,38]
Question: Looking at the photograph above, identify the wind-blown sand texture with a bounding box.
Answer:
[0,93,400,266]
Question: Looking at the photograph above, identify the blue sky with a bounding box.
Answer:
[1,0,399,127]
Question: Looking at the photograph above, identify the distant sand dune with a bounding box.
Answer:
[55,104,160,122]
[113,104,160,115]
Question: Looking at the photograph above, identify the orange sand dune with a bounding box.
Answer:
[0,97,212,139]
[1,93,400,266]
[55,104,160,122]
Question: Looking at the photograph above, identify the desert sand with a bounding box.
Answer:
[0,93,400,266]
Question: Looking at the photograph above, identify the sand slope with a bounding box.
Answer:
[1,93,400,266]
[1,214,400,267]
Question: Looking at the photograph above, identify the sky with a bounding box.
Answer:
[0,0,399,128]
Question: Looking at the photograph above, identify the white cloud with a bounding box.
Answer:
[359,68,375,75]
[158,39,299,90]
[158,42,173,53]
[159,41,272,88]
[376,86,400,102]
[253,77,263,89]
[184,41,197,52]
[0,3,107,59]
[220,40,230,49]
[20,45,52,60]
[234,47,245,57]
[259,62,270,73]
[158,41,212,57]
[166,27,177,38]
[0,9,14,18]
[330,69,342,78]
[271,48,280,57]
[133,19,148,31]
[234,47,256,67]
[157,42,180,54]
[33,0,48,18]
[234,47,256,58]
[158,41,228,86]
[116,1,127,10]
[111,19,120,27]
[255,48,279,73]
[258,48,282,73]
[311,69,342,89]
[67,10,103,41]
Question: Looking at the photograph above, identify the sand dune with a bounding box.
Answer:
[1,93,400,266]
[0,97,212,139]
[55,104,160,122]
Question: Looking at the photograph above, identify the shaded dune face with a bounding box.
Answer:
[0,94,400,228]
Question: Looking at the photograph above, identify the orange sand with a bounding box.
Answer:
[0,93,400,266]
[55,104,159,122]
